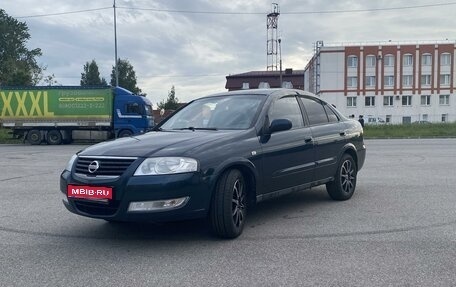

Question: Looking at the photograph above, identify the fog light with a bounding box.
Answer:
[127,197,189,212]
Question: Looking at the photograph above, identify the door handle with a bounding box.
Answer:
[304,137,313,143]
[339,131,346,136]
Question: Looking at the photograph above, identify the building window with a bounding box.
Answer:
[366,55,376,67]
[402,75,413,87]
[365,76,376,87]
[386,115,392,123]
[442,114,448,122]
[402,95,412,106]
[441,53,451,66]
[347,97,357,107]
[439,94,450,105]
[403,54,413,66]
[347,55,358,68]
[402,116,412,124]
[421,54,432,66]
[420,95,431,106]
[422,114,428,121]
[347,77,358,88]
[384,54,395,67]
[383,96,394,106]
[242,82,249,89]
[440,74,451,86]
[421,74,431,86]
[384,76,394,87]
[365,96,375,107]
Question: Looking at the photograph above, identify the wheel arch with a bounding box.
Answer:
[340,143,359,171]
[209,158,259,209]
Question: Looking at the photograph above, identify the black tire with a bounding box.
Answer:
[46,130,62,145]
[326,153,357,201]
[118,130,133,138]
[210,169,247,239]
[26,129,42,145]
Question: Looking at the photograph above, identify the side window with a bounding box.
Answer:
[324,105,339,122]
[126,103,141,114]
[268,96,304,129]
[300,97,329,125]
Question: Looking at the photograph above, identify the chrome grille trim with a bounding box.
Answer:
[75,156,138,177]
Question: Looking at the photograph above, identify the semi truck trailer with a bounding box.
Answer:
[0,86,154,144]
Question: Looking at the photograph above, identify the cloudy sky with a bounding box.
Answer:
[3,0,456,106]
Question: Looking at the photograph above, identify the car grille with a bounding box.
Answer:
[75,156,137,177]
[74,200,120,216]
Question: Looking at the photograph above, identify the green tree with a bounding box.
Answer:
[110,59,144,95]
[0,9,42,86]
[42,73,59,86]
[158,86,180,110]
[80,60,107,86]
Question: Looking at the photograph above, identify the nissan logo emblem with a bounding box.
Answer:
[88,160,100,173]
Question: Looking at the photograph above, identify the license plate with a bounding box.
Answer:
[67,185,113,200]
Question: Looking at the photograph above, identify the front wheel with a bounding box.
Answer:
[210,169,247,239]
[326,154,357,201]
[118,129,133,138]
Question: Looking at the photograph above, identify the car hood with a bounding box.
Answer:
[78,130,242,158]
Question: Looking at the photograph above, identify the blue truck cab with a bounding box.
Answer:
[113,87,154,137]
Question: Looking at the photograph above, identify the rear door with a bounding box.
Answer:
[260,95,315,194]
[299,96,347,182]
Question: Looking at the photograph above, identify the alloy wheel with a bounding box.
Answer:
[231,178,246,228]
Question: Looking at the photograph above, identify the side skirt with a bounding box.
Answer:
[256,177,334,203]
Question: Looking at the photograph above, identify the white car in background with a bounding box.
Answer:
[365,116,386,125]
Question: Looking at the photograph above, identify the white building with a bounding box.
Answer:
[304,41,456,124]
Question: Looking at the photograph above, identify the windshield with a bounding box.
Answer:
[160,94,264,130]
[144,105,153,116]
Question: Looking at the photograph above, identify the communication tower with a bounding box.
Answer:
[266,3,280,71]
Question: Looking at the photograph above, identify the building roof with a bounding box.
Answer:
[225,69,304,90]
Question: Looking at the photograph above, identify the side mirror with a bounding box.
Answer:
[269,119,292,134]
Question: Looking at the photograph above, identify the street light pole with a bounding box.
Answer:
[113,0,119,87]
[278,38,282,87]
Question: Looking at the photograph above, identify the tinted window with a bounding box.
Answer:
[300,97,328,125]
[324,105,339,122]
[268,96,304,129]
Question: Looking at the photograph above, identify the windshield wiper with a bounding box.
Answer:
[175,127,218,131]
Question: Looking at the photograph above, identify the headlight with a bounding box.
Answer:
[65,154,78,171]
[134,157,198,176]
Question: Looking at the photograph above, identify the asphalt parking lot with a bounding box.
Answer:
[1,139,455,286]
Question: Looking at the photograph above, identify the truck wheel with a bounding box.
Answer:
[210,169,247,239]
[326,153,357,201]
[47,130,62,145]
[26,130,42,145]
[118,130,133,138]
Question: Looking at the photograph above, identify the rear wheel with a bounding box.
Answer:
[26,129,42,145]
[326,154,357,201]
[46,130,62,145]
[210,169,247,239]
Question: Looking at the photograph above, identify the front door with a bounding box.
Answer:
[260,95,315,194]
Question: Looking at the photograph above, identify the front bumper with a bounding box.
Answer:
[60,169,212,222]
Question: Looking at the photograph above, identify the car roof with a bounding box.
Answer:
[205,88,320,99]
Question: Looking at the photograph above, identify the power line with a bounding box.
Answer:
[117,2,456,15]
[13,2,456,19]
[14,7,111,19]
[282,2,456,14]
